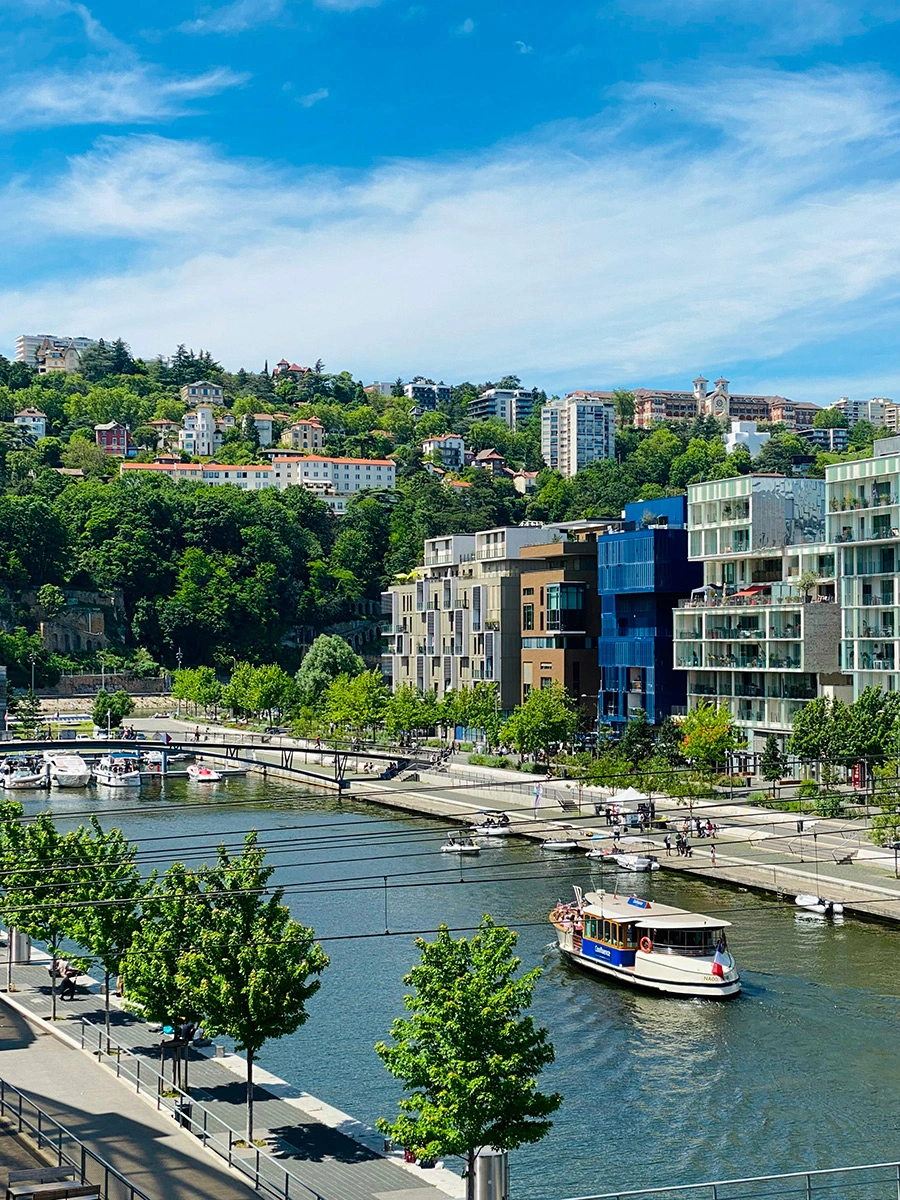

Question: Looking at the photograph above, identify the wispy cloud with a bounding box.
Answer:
[0,64,247,129]
[6,68,900,398]
[514,40,532,54]
[180,0,380,34]
[455,16,475,34]
[298,87,329,107]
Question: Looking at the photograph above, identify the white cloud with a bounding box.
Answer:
[455,16,475,34]
[180,0,380,33]
[514,40,532,54]
[298,87,329,107]
[0,64,247,129]
[6,67,900,396]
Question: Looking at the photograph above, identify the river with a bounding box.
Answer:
[19,773,900,1200]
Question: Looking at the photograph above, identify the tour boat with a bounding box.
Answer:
[441,837,480,854]
[795,893,845,917]
[94,752,142,788]
[187,764,222,782]
[550,888,741,999]
[542,838,579,852]
[44,753,92,788]
[2,759,48,789]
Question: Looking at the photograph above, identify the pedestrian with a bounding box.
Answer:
[796,817,804,834]
[194,726,200,742]
[59,964,78,1002]
[604,806,612,826]
[710,844,717,868]
[663,833,672,857]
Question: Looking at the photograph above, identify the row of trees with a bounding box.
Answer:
[0,801,561,1191]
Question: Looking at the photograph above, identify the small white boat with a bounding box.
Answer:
[795,893,844,916]
[551,888,740,999]
[471,820,512,838]
[611,853,660,872]
[94,752,142,788]
[187,764,222,783]
[441,838,480,854]
[44,753,91,788]
[542,838,579,852]
[586,846,616,860]
[2,761,48,789]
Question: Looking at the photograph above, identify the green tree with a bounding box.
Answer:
[323,670,388,737]
[813,407,848,429]
[679,701,743,773]
[247,663,296,723]
[70,819,143,1049]
[376,917,561,1200]
[610,388,635,424]
[37,583,65,617]
[177,833,329,1143]
[446,683,502,748]
[502,683,576,761]
[759,735,786,794]
[295,634,365,707]
[655,717,685,765]
[620,708,654,765]
[92,688,135,732]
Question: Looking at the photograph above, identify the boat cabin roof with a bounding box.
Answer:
[582,892,731,930]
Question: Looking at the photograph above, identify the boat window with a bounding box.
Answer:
[623,924,638,948]
[647,927,723,956]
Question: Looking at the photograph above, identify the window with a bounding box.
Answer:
[523,603,534,631]
[523,587,534,596]
[540,677,553,689]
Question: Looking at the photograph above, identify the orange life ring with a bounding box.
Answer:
[639,936,652,953]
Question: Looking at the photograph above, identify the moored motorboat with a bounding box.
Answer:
[94,752,142,787]
[2,757,48,789]
[470,815,512,838]
[542,838,579,852]
[795,893,845,917]
[187,764,222,782]
[610,852,660,872]
[441,837,480,854]
[44,753,92,788]
[551,887,740,999]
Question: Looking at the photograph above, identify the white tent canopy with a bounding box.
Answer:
[609,786,649,807]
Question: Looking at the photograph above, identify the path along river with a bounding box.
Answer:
[19,774,900,1200]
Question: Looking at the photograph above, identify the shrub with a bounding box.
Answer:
[797,780,819,799]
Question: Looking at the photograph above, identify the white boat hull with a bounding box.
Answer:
[94,771,142,788]
[612,854,660,872]
[441,845,480,854]
[471,825,512,838]
[543,841,579,852]
[51,772,92,788]
[187,767,222,782]
[560,943,741,999]
[3,774,47,789]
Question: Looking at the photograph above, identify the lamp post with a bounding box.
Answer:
[28,650,36,696]
[891,839,900,879]
[175,648,183,718]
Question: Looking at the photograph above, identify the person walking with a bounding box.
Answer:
[663,833,672,857]
[710,844,717,868]
[59,964,78,1001]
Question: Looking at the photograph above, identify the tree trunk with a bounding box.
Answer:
[246,1047,254,1145]
[466,1147,475,1200]
[50,935,58,1022]
[104,969,111,1054]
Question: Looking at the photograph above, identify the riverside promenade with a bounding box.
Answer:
[0,945,464,1200]
[128,716,900,923]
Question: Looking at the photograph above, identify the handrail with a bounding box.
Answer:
[77,1016,331,1200]
[561,1158,900,1200]
[0,1073,152,1200]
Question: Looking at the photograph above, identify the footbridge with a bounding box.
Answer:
[7,738,413,791]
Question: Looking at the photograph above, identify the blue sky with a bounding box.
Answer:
[3,0,900,400]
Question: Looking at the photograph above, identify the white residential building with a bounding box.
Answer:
[14,409,47,440]
[827,397,892,427]
[723,420,771,459]
[673,475,849,749]
[16,334,96,366]
[541,393,615,476]
[403,380,451,409]
[180,381,224,405]
[422,433,465,468]
[468,388,536,427]
[179,404,223,457]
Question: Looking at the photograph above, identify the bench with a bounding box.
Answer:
[7,1185,99,1200]
[7,1174,75,1186]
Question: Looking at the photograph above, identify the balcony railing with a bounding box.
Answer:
[679,594,832,609]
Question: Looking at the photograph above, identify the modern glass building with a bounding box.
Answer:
[597,497,702,726]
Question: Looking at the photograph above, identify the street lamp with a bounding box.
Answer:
[28,650,36,696]
[891,839,900,879]
[175,648,183,718]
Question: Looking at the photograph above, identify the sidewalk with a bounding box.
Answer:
[0,949,464,1200]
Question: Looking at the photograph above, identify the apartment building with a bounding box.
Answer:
[280,418,324,451]
[94,422,133,457]
[16,334,96,365]
[827,397,896,428]
[14,409,47,440]
[800,427,849,453]
[467,388,536,427]
[181,381,224,405]
[179,404,229,457]
[519,535,602,705]
[403,380,451,409]
[382,525,570,709]
[36,338,82,375]
[541,393,615,477]
[826,439,900,696]
[609,376,820,430]
[673,475,848,749]
[422,433,465,468]
[598,497,702,727]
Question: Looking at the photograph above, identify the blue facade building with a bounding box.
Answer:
[597,496,702,726]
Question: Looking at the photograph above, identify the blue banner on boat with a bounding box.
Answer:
[627,897,650,908]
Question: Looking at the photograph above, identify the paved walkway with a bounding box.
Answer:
[0,947,463,1200]
[0,1002,259,1200]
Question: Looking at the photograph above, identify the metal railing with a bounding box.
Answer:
[76,1017,332,1200]
[562,1158,900,1200]
[0,1074,151,1200]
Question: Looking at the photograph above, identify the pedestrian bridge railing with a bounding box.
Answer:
[77,1015,333,1200]
[0,1073,152,1200]
[564,1160,900,1200]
